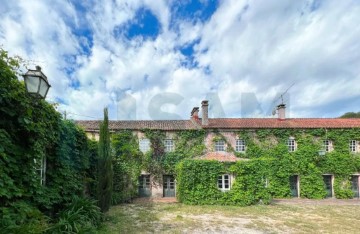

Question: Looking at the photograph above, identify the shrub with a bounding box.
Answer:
[0,201,49,233]
[47,197,102,233]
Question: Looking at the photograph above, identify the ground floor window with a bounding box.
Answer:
[138,175,151,197]
[218,174,230,191]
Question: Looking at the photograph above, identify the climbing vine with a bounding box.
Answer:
[0,48,100,232]
[176,128,360,204]
[111,130,142,204]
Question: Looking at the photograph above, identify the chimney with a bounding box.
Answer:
[277,104,286,120]
[191,107,199,120]
[201,100,209,125]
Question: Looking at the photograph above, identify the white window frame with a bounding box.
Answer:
[215,140,225,152]
[350,140,358,153]
[287,138,296,152]
[164,139,174,152]
[323,140,332,152]
[235,139,246,152]
[34,156,46,186]
[218,174,231,191]
[139,138,151,153]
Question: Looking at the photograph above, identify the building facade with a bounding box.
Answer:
[76,101,360,200]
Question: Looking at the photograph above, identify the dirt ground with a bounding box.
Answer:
[100,199,360,234]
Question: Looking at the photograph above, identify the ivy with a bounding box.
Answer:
[177,128,360,204]
[176,159,272,206]
[0,48,99,231]
[111,130,142,204]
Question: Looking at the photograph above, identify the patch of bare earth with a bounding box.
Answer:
[100,199,360,234]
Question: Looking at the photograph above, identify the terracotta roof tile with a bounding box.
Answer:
[76,118,360,131]
[204,118,360,129]
[75,120,197,131]
[196,151,245,162]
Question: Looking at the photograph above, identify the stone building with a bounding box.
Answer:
[76,100,360,199]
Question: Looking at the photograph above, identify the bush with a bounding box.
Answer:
[47,197,102,233]
[0,201,49,233]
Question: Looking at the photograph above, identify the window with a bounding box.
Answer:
[235,139,245,152]
[34,156,46,185]
[139,175,151,189]
[350,140,358,152]
[164,139,174,152]
[215,140,225,151]
[287,138,296,152]
[139,138,150,153]
[218,174,231,191]
[323,140,332,152]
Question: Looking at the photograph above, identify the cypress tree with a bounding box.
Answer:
[97,108,113,212]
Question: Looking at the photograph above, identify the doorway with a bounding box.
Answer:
[289,175,299,197]
[351,175,359,198]
[323,175,333,198]
[138,175,151,197]
[163,175,175,197]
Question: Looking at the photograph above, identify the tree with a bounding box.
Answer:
[97,108,113,212]
[340,112,360,118]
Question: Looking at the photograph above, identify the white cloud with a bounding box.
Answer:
[0,0,359,120]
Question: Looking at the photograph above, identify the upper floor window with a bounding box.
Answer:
[139,138,150,153]
[164,139,174,152]
[350,140,358,153]
[235,139,245,152]
[215,140,225,152]
[287,138,296,152]
[218,174,231,191]
[323,140,332,152]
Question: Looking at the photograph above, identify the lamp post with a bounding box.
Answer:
[23,66,51,99]
[23,66,51,185]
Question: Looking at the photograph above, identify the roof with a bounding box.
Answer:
[75,120,198,131]
[195,151,245,162]
[75,118,360,131]
[204,118,360,129]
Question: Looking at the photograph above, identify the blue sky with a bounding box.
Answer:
[0,0,359,120]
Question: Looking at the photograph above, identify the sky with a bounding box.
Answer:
[0,0,359,120]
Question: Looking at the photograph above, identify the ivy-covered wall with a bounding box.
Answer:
[176,158,272,206]
[105,126,360,203]
[0,49,99,232]
[176,128,360,204]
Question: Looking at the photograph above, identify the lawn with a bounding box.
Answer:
[99,201,360,233]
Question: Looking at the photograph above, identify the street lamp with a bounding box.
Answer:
[23,66,51,99]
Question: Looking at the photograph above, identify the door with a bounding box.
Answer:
[138,175,151,197]
[163,175,175,197]
[323,175,333,198]
[289,175,298,197]
[351,176,359,198]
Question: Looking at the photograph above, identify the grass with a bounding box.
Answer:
[99,202,360,233]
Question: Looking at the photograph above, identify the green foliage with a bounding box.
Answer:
[229,159,272,205]
[0,201,49,233]
[112,130,142,204]
[0,48,101,231]
[48,197,102,233]
[176,160,224,204]
[340,112,360,118]
[143,129,206,179]
[177,128,360,204]
[97,108,113,213]
[333,177,354,199]
[176,159,271,206]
